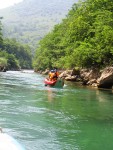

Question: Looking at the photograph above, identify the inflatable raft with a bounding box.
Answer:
[0,132,25,150]
[44,78,64,88]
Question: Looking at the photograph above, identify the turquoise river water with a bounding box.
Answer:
[0,71,113,150]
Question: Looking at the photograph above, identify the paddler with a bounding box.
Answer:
[49,68,59,81]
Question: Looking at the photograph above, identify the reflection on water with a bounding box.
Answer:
[46,87,55,102]
[0,71,113,150]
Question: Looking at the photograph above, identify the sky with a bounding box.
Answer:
[0,0,23,9]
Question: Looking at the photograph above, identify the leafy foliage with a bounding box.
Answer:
[2,38,32,69]
[0,17,3,48]
[33,0,113,70]
[0,57,7,67]
[0,19,32,70]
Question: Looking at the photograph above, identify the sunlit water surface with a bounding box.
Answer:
[0,71,113,150]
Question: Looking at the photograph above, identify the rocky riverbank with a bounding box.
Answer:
[41,67,113,89]
[59,67,113,89]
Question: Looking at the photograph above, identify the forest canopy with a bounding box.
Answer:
[0,18,32,71]
[33,0,113,71]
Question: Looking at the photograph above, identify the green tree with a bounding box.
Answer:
[33,0,113,70]
[3,38,32,69]
[0,17,3,48]
[0,57,7,67]
[7,54,20,70]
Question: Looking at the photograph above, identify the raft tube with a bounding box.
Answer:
[44,78,57,86]
[44,78,64,88]
[0,133,25,150]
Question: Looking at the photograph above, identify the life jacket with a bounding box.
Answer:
[49,71,59,81]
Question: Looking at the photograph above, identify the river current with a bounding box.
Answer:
[0,71,113,150]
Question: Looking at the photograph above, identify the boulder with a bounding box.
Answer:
[80,68,100,85]
[97,67,113,89]
[65,75,78,81]
[87,79,98,87]
[59,70,72,78]
[42,69,49,75]
[59,69,80,81]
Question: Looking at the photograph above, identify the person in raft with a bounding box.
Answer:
[49,68,59,81]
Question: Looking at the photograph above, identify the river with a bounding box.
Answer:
[0,71,113,150]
